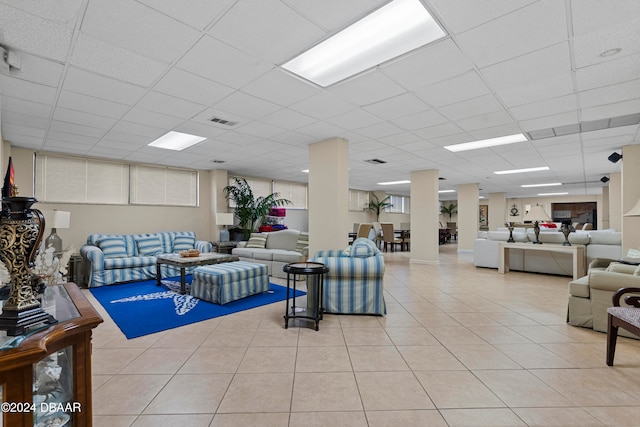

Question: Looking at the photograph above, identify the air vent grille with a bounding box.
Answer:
[209,116,238,126]
[364,158,387,165]
[526,113,640,140]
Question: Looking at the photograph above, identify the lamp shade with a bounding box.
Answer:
[624,198,640,217]
[49,210,71,229]
[216,213,235,226]
[523,204,551,222]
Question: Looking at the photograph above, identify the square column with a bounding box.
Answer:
[410,169,439,264]
[609,172,621,231]
[622,145,640,254]
[488,192,506,231]
[309,137,349,255]
[457,183,479,252]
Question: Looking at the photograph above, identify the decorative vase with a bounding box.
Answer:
[0,196,52,335]
[561,224,572,246]
[505,222,515,243]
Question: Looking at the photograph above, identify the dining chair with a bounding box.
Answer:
[381,223,403,252]
[606,287,640,366]
[371,222,384,248]
[446,222,457,241]
[356,223,373,239]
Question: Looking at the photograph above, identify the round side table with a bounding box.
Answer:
[283,261,329,331]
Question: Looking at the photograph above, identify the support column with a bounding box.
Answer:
[457,183,479,252]
[488,192,506,231]
[210,169,229,242]
[309,137,349,256]
[609,172,621,232]
[622,145,640,255]
[410,169,439,264]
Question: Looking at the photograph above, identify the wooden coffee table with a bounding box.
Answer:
[156,253,239,294]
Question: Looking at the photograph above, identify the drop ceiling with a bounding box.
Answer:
[0,0,639,199]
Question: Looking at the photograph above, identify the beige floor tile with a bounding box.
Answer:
[211,413,290,427]
[201,327,256,347]
[484,312,542,326]
[297,326,346,346]
[150,326,212,348]
[415,370,505,409]
[178,346,246,374]
[237,346,297,373]
[426,326,488,346]
[92,374,112,391]
[342,327,393,346]
[355,371,435,410]
[291,372,363,412]
[119,347,196,374]
[584,405,640,426]
[540,342,606,368]
[365,410,448,427]
[131,414,214,426]
[348,345,410,371]
[397,345,466,371]
[339,315,387,328]
[494,343,576,369]
[513,407,604,426]
[412,311,463,327]
[439,408,527,426]
[217,373,294,413]
[93,415,137,427]
[91,348,147,375]
[93,374,171,415]
[445,344,522,370]
[448,312,504,327]
[467,325,533,344]
[295,346,352,372]
[509,325,576,343]
[289,411,368,427]
[143,373,233,414]
[384,326,440,345]
[473,370,575,407]
[377,312,423,327]
[249,327,299,346]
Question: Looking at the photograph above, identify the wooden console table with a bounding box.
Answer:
[498,242,586,280]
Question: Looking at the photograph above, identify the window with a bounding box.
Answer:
[386,195,411,214]
[227,176,272,208]
[34,153,198,206]
[349,189,370,211]
[274,180,307,209]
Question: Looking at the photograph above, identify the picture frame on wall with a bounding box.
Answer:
[479,205,488,226]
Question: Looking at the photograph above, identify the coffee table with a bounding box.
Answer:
[156,253,239,294]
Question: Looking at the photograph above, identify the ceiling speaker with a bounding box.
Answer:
[600,176,610,183]
[608,152,622,163]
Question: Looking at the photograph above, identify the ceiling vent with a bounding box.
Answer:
[364,158,387,165]
[209,116,238,126]
[526,113,640,140]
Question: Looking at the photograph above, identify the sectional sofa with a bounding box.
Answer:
[473,229,621,277]
[81,231,212,287]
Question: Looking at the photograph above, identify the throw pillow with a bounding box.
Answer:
[634,264,640,276]
[136,235,162,256]
[97,236,128,258]
[349,238,378,258]
[173,235,196,251]
[246,233,268,249]
[296,232,309,253]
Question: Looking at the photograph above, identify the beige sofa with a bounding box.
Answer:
[232,229,308,279]
[568,262,640,338]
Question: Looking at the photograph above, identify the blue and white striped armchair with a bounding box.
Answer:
[310,238,386,315]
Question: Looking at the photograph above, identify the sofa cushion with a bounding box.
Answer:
[251,249,274,261]
[345,238,379,258]
[589,231,622,245]
[97,236,128,258]
[104,256,157,269]
[270,249,304,263]
[265,229,299,251]
[173,234,196,251]
[135,235,162,256]
[568,233,590,244]
[296,231,309,253]
[246,233,268,249]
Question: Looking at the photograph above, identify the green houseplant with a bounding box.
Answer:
[223,177,291,240]
[440,203,458,221]
[366,194,393,222]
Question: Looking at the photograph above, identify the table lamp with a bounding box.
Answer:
[523,204,550,244]
[45,210,71,252]
[217,213,234,242]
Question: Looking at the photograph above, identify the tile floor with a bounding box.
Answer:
[85,245,640,426]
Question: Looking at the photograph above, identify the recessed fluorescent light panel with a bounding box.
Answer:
[538,192,569,196]
[444,134,527,152]
[438,190,455,193]
[494,166,550,175]
[281,0,446,87]
[378,180,411,185]
[521,183,562,188]
[148,131,206,151]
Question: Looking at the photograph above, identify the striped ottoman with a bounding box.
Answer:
[191,261,269,305]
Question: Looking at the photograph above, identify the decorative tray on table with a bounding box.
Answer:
[180,249,201,257]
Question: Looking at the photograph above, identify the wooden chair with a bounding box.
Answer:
[446,222,457,241]
[356,223,372,239]
[381,223,403,252]
[606,287,640,366]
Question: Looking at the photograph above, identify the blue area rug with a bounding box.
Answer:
[90,276,305,339]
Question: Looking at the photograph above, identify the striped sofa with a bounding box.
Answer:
[310,238,386,316]
[80,231,212,287]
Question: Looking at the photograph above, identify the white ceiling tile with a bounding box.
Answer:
[63,67,146,105]
[456,110,515,132]
[510,95,579,121]
[427,0,537,34]
[412,123,464,141]
[363,93,429,120]
[438,94,504,121]
[455,0,568,68]
[154,68,234,106]
[208,0,325,64]
[234,121,285,138]
[378,132,423,146]
[330,70,407,106]
[325,109,381,130]
[393,110,449,131]
[518,111,580,132]
[268,131,317,146]
[469,123,524,141]
[290,91,356,120]
[575,53,640,91]
[381,39,475,89]
[53,108,118,129]
[176,35,273,89]
[47,131,100,146]
[353,122,404,139]
[295,121,347,139]
[579,80,640,109]
[213,92,281,119]
[2,133,44,149]
[70,34,168,87]
[571,0,640,35]
[48,120,107,138]
[136,0,235,30]
[581,99,640,122]
[121,108,185,130]
[5,53,64,87]
[242,69,320,107]
[573,18,640,68]
[415,71,491,107]
[136,91,206,120]
[172,121,232,140]
[110,120,165,139]
[1,110,49,129]
[1,124,45,138]
[57,90,130,119]
[260,109,317,130]
[283,0,386,31]
[495,73,574,107]
[81,0,200,63]
[1,96,52,118]
[0,75,57,105]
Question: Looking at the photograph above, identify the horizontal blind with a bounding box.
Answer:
[131,165,198,206]
[228,176,272,208]
[349,189,369,211]
[273,180,307,209]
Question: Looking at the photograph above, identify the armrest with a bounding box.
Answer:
[588,258,616,271]
[80,244,105,271]
[236,241,248,248]
[589,270,640,293]
[313,250,345,258]
[612,287,640,307]
[606,262,638,274]
[195,240,212,253]
[312,255,385,278]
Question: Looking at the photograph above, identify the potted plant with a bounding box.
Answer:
[223,177,291,240]
[366,194,393,222]
[440,203,457,222]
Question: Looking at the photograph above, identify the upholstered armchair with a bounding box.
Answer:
[310,238,386,315]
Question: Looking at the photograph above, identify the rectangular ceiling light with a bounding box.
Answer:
[521,182,562,188]
[438,189,455,193]
[494,166,550,175]
[444,134,528,152]
[148,131,207,151]
[378,180,411,185]
[281,0,446,87]
[537,192,568,196]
